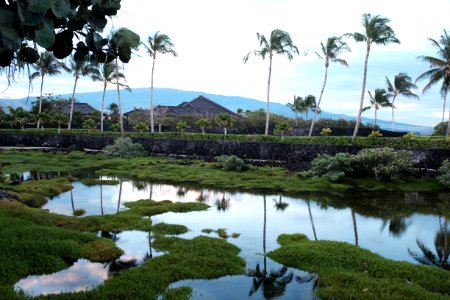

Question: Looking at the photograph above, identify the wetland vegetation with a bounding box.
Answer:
[0,150,449,299]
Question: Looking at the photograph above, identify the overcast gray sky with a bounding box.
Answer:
[2,0,450,126]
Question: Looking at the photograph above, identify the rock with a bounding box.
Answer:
[0,190,20,201]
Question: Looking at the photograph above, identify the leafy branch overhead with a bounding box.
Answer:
[0,0,138,69]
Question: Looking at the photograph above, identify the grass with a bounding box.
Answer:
[268,234,450,299]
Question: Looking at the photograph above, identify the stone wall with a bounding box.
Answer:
[0,132,448,170]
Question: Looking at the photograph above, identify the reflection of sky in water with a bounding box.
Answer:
[14,259,108,297]
[14,231,157,297]
[42,179,446,264]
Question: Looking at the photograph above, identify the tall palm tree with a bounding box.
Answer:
[142,32,177,133]
[244,29,299,135]
[416,29,450,139]
[386,73,419,131]
[108,28,140,135]
[351,14,400,139]
[66,56,99,129]
[363,88,392,127]
[29,51,66,128]
[91,61,129,131]
[303,95,317,120]
[308,36,350,136]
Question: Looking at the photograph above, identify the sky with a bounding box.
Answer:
[1,0,450,127]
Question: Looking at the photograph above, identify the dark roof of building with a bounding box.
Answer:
[124,95,241,118]
[59,103,99,115]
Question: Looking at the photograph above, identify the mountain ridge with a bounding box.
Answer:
[0,87,433,134]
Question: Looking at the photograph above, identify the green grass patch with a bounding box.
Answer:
[268,234,450,299]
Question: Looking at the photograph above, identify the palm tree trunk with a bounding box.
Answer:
[150,56,156,133]
[68,75,79,130]
[446,105,450,141]
[116,57,124,135]
[374,108,378,128]
[391,96,397,131]
[309,65,328,136]
[37,74,45,128]
[443,94,447,123]
[100,82,107,132]
[263,195,267,274]
[265,55,273,136]
[307,200,318,241]
[353,44,371,139]
[224,127,227,135]
[351,209,359,246]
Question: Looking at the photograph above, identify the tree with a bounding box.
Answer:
[134,121,149,133]
[142,32,177,133]
[154,106,168,133]
[7,106,28,130]
[416,29,450,139]
[351,14,400,138]
[386,73,419,131]
[363,89,392,127]
[0,0,132,82]
[66,56,99,130]
[29,51,66,128]
[107,28,141,135]
[215,113,234,135]
[91,61,129,132]
[287,96,307,125]
[309,36,350,136]
[244,29,299,135]
[83,118,97,132]
[176,121,188,132]
[52,113,67,134]
[196,118,212,134]
[303,95,317,120]
[274,122,292,140]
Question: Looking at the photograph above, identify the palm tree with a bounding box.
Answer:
[351,14,400,138]
[66,56,99,130]
[363,88,392,127]
[91,61,129,131]
[244,29,299,135]
[108,28,140,135]
[215,113,234,135]
[287,95,307,125]
[142,32,177,133]
[303,95,317,120]
[416,29,450,138]
[29,51,66,128]
[386,73,419,131]
[308,36,350,136]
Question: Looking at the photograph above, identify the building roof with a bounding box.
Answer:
[124,95,241,118]
[59,103,99,115]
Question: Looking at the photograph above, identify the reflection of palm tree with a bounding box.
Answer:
[196,190,206,202]
[215,193,230,212]
[307,200,318,241]
[116,180,123,214]
[273,196,288,211]
[148,183,153,200]
[70,189,75,216]
[351,209,359,246]
[408,217,449,270]
[145,231,153,260]
[100,178,104,216]
[247,195,294,297]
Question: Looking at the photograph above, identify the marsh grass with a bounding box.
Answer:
[269,234,450,299]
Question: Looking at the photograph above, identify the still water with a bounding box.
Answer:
[15,175,450,298]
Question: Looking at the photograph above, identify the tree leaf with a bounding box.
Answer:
[28,0,54,13]
[35,18,55,48]
[51,0,72,18]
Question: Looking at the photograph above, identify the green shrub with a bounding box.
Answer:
[103,137,147,158]
[299,153,354,182]
[320,128,332,136]
[176,121,189,132]
[437,159,450,188]
[134,121,149,133]
[403,132,416,139]
[432,122,447,136]
[352,147,414,182]
[215,155,245,171]
[368,130,383,137]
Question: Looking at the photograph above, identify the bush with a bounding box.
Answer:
[299,153,354,182]
[320,128,332,136]
[368,130,383,137]
[215,155,245,171]
[437,159,450,188]
[352,147,414,182]
[103,137,147,158]
[403,132,416,139]
[432,122,447,136]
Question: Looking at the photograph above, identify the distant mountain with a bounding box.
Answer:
[0,87,433,135]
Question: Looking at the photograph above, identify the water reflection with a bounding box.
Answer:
[14,259,108,297]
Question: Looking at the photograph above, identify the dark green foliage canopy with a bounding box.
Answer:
[0,0,137,70]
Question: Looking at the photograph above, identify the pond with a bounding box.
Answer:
[15,175,450,298]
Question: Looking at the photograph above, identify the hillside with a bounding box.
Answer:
[0,87,433,134]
